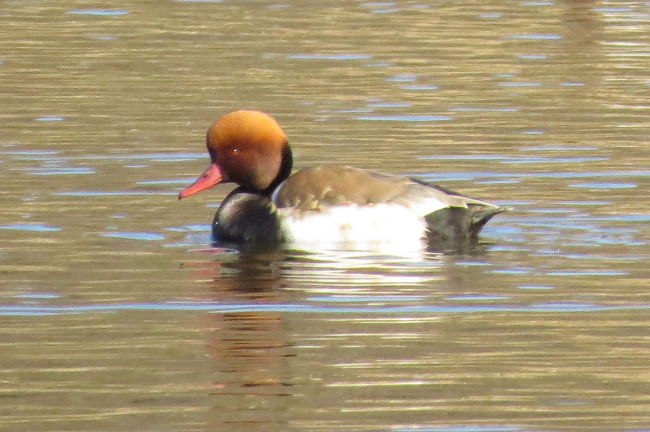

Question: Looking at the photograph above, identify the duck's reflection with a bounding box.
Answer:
[192,243,497,431]
[197,249,293,432]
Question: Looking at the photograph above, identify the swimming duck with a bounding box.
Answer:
[179,110,505,249]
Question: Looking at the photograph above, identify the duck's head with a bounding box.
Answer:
[179,110,292,199]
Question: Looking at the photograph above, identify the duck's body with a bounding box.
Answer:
[179,110,505,250]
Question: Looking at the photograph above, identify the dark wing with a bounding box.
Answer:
[273,165,477,211]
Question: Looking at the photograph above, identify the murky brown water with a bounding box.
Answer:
[1,1,649,431]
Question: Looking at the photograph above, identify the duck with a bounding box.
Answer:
[179,110,506,250]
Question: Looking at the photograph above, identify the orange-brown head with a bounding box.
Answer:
[179,110,292,199]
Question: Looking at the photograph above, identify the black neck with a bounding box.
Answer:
[261,142,292,195]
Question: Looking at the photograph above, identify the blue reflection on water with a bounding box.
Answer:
[309,295,426,303]
[357,115,453,122]
[0,224,61,232]
[451,107,518,112]
[28,167,95,175]
[446,295,510,301]
[505,34,563,40]
[592,7,634,13]
[400,84,439,91]
[166,224,211,233]
[67,9,129,15]
[517,54,548,60]
[520,145,597,151]
[546,270,627,276]
[1,301,648,316]
[418,155,612,164]
[570,182,636,189]
[368,102,412,108]
[480,13,503,19]
[414,170,650,182]
[14,293,61,299]
[138,178,195,185]
[397,426,521,432]
[0,150,60,156]
[497,82,543,87]
[386,74,417,82]
[520,1,554,5]
[518,285,554,290]
[288,54,373,60]
[6,152,204,162]
[102,232,166,241]
[90,35,118,40]
[34,116,65,121]
[55,191,176,196]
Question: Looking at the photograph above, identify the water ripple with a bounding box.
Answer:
[1,301,647,316]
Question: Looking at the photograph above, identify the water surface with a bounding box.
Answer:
[1,1,649,431]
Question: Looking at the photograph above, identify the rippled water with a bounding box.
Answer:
[1,1,650,431]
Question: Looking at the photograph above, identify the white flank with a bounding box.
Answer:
[277,201,445,253]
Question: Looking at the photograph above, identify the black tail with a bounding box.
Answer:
[467,204,508,239]
[424,205,507,246]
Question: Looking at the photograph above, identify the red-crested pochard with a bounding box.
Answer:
[179,110,505,249]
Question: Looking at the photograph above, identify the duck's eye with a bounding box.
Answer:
[230,147,239,155]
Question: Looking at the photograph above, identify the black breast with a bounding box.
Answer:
[213,189,284,243]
